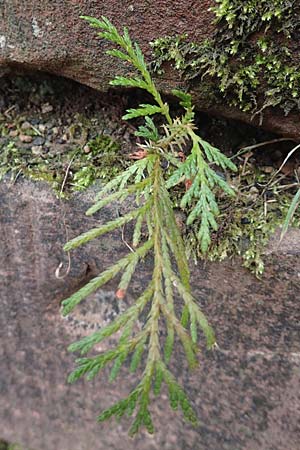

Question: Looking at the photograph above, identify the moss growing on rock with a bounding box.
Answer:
[190,177,300,276]
[151,0,300,116]
[0,131,126,197]
[0,76,130,197]
[1,72,299,276]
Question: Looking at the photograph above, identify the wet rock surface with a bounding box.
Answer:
[1,1,300,139]
[0,177,300,450]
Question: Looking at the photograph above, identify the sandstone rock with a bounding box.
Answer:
[20,121,31,131]
[19,133,32,143]
[8,129,18,138]
[0,177,300,450]
[0,0,213,88]
[41,103,54,114]
[0,1,300,139]
[31,145,43,155]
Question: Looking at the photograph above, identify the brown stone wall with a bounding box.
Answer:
[0,1,213,86]
[0,178,300,449]
[1,1,300,139]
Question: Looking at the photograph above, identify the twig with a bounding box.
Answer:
[121,224,135,253]
[4,105,16,118]
[233,138,298,160]
[56,154,78,278]
[269,143,300,186]
[55,204,72,279]
[12,168,22,185]
[55,255,71,279]
[30,124,43,136]
[60,152,78,195]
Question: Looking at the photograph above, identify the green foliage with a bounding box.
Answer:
[0,441,26,450]
[62,16,236,434]
[185,143,300,277]
[0,129,124,196]
[151,0,300,115]
[212,0,296,34]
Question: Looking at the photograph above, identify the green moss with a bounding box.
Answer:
[206,193,298,276]
[0,441,25,450]
[2,122,297,277]
[0,133,126,197]
[150,0,300,274]
[185,158,300,276]
[151,0,300,115]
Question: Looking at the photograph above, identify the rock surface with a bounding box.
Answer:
[0,0,213,85]
[0,1,300,139]
[1,177,300,450]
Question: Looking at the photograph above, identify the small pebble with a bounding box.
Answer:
[32,136,45,146]
[38,124,46,133]
[19,134,33,143]
[262,166,273,174]
[265,190,273,199]
[52,127,59,135]
[21,121,31,130]
[41,103,53,114]
[30,118,40,125]
[31,146,43,155]
[83,145,91,154]
[9,130,19,138]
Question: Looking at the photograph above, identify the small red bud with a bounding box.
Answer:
[185,179,192,190]
[115,289,126,299]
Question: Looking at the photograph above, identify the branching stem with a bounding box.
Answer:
[62,16,236,435]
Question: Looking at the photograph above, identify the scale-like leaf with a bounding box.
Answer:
[63,15,237,435]
[123,104,162,120]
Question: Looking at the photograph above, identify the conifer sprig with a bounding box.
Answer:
[62,16,236,434]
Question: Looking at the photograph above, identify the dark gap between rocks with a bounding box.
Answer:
[1,72,299,181]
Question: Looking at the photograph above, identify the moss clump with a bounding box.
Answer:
[70,135,127,191]
[203,190,299,276]
[0,74,133,197]
[185,150,300,276]
[0,133,126,197]
[151,0,300,115]
[0,441,24,450]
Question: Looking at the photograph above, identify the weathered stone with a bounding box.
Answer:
[0,0,214,88]
[31,145,43,155]
[18,133,32,143]
[41,103,54,114]
[31,136,45,146]
[20,121,31,131]
[0,177,300,450]
[8,129,18,138]
[0,1,300,139]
